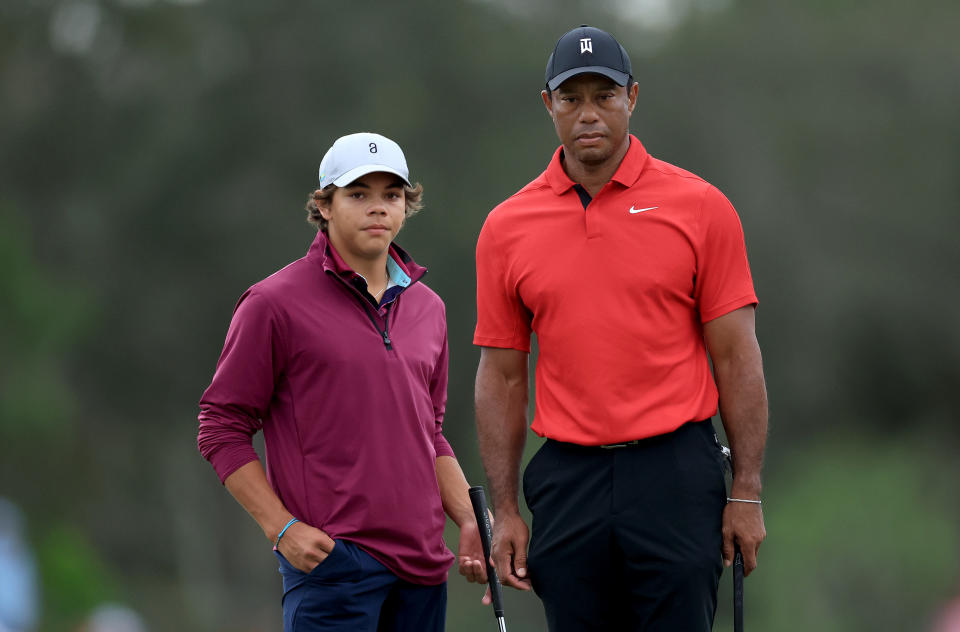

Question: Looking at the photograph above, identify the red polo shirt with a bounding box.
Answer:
[474,135,757,445]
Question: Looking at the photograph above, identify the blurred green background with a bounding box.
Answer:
[1,0,958,630]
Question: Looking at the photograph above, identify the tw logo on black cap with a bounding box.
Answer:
[545,25,632,91]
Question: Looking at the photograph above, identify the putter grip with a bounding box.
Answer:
[469,486,505,618]
[733,546,744,632]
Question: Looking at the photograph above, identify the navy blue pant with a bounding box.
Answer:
[523,420,726,632]
[275,540,446,632]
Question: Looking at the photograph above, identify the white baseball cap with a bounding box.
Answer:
[318,132,411,189]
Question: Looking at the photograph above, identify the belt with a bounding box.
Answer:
[599,440,642,449]
[595,418,713,449]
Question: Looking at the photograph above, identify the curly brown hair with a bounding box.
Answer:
[305,182,424,232]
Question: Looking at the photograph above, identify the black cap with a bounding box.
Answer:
[545,25,632,91]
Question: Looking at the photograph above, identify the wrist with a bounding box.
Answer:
[726,497,762,506]
[273,517,299,549]
[730,478,762,499]
[264,513,296,543]
[451,508,477,529]
[493,504,522,519]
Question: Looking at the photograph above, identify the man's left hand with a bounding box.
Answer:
[722,500,766,576]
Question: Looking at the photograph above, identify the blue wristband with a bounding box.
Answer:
[274,518,299,549]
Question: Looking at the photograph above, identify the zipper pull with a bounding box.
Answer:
[381,331,392,349]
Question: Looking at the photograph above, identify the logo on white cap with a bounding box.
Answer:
[580,38,592,54]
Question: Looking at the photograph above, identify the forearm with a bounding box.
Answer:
[714,345,768,497]
[436,455,474,528]
[475,351,529,516]
[223,460,296,543]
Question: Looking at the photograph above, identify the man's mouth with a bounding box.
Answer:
[576,132,605,145]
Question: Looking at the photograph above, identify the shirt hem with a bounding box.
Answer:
[535,415,715,446]
[472,336,531,353]
[212,452,261,485]
[700,295,758,324]
[341,538,453,586]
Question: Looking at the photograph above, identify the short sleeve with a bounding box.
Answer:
[694,186,758,323]
[473,214,532,351]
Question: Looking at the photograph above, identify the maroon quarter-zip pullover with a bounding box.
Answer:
[198,230,455,584]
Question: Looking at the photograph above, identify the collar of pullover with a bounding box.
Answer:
[305,229,427,285]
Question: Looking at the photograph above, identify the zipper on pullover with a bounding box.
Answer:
[330,272,398,350]
[364,304,393,350]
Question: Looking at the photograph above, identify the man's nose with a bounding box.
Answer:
[578,102,600,123]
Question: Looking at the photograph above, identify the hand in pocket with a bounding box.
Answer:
[277,522,336,573]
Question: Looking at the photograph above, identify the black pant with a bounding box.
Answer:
[523,420,726,632]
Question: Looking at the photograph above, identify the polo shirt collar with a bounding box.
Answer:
[385,255,412,288]
[544,134,649,195]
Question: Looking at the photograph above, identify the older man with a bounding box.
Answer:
[474,26,769,631]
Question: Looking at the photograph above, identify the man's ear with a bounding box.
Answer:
[316,190,333,220]
[541,89,554,118]
[626,82,639,115]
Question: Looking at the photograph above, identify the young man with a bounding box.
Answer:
[474,26,769,631]
[198,133,487,631]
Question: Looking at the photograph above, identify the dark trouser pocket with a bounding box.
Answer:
[275,540,360,596]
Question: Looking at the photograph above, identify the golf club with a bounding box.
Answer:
[721,445,745,632]
[734,545,744,632]
[469,485,507,632]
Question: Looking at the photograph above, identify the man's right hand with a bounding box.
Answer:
[276,521,336,573]
[491,511,532,591]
